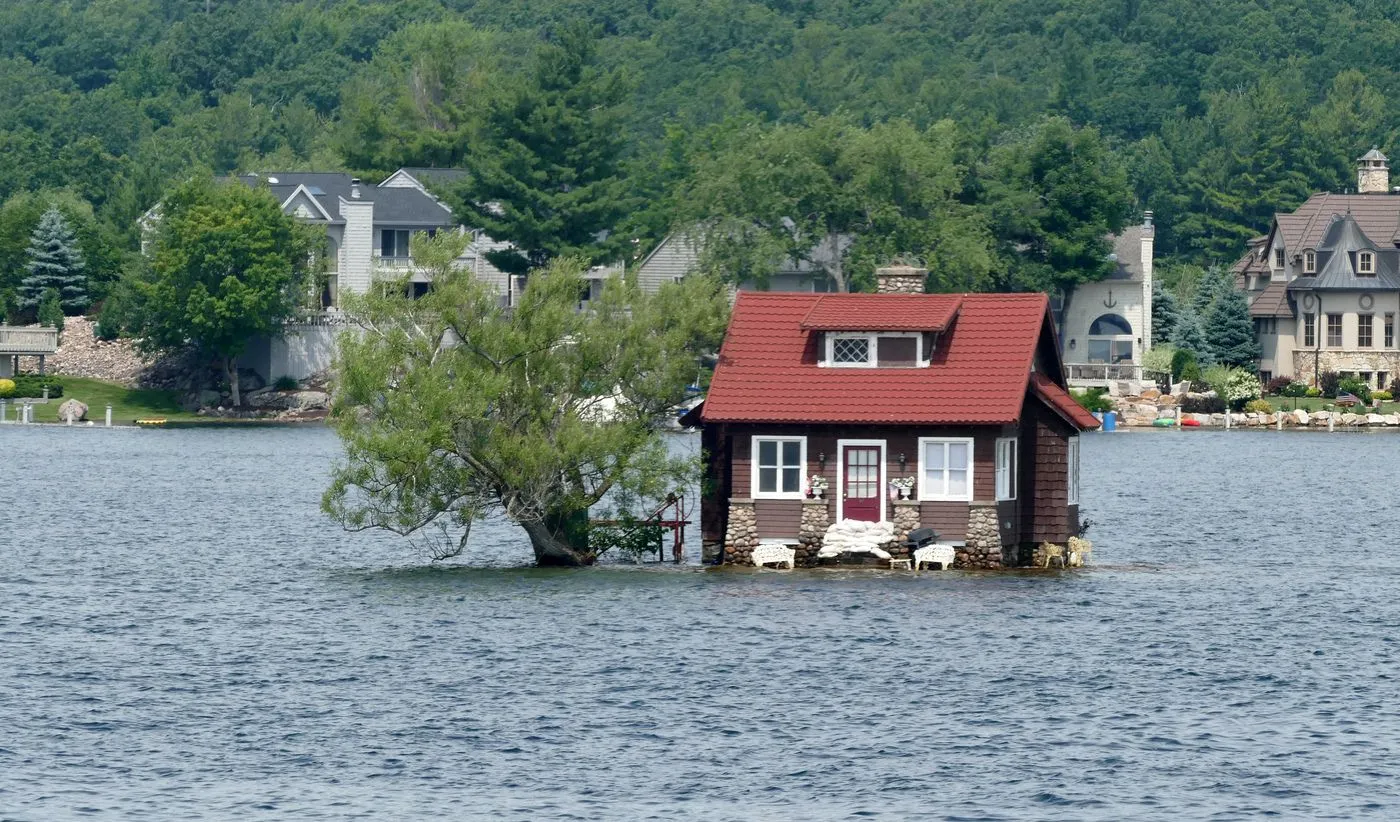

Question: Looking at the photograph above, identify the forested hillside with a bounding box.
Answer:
[3,0,1398,303]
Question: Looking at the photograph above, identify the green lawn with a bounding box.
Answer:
[1264,395,1400,415]
[10,376,200,425]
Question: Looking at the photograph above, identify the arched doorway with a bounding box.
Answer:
[1088,313,1134,364]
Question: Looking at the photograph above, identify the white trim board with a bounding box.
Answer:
[835,438,887,524]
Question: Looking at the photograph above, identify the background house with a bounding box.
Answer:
[634,230,842,294]
[690,266,1098,569]
[1235,150,1400,387]
[1058,217,1155,387]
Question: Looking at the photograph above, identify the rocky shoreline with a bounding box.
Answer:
[1108,384,1400,429]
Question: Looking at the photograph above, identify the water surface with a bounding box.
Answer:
[2,426,1398,820]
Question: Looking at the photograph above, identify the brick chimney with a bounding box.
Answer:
[875,264,926,294]
[1357,147,1389,194]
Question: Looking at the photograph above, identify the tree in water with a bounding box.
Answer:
[324,234,729,566]
[135,177,319,406]
[451,24,633,275]
[20,207,88,316]
[1206,287,1261,369]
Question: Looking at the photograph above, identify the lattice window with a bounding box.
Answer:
[832,336,870,364]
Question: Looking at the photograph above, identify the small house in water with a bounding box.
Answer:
[688,266,1099,568]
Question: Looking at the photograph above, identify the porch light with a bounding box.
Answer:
[1069,338,1077,350]
[897,452,907,471]
[817,452,827,470]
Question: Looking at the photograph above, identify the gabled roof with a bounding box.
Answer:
[800,294,961,331]
[1274,193,1400,251]
[233,172,455,227]
[1248,281,1292,318]
[1106,225,1153,281]
[702,291,1093,428]
[1030,373,1101,429]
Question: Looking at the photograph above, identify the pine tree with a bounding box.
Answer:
[1151,279,1180,345]
[19,207,88,314]
[1205,287,1261,369]
[1191,265,1229,317]
[1170,307,1213,365]
[37,288,64,333]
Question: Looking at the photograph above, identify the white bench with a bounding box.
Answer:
[751,543,796,569]
[913,544,956,571]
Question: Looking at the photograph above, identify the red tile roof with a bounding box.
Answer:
[1031,373,1101,430]
[800,294,961,331]
[702,291,1093,427]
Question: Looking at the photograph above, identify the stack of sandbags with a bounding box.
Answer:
[818,519,895,559]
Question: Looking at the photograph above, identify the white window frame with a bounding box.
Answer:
[1359,251,1376,275]
[1273,246,1285,268]
[822,332,927,368]
[1067,436,1081,506]
[917,437,975,503]
[751,436,806,500]
[995,437,1017,501]
[835,438,888,524]
[1303,250,1316,273]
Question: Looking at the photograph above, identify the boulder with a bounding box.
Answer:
[288,390,330,410]
[1210,413,1225,426]
[1367,413,1386,426]
[1141,388,1162,400]
[1158,394,1179,407]
[1136,403,1158,418]
[1386,414,1399,426]
[1342,413,1359,425]
[57,398,87,422]
[1292,408,1310,425]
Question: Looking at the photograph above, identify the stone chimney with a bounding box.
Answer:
[350,177,362,199]
[1357,147,1389,194]
[875,264,926,294]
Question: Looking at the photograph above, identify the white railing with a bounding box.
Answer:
[0,326,59,354]
[286,310,354,327]
[1066,362,1143,384]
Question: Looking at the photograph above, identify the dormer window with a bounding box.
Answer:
[1303,250,1316,273]
[1359,251,1376,275]
[1274,247,1285,268]
[823,332,928,368]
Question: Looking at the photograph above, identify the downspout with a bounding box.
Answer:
[1314,292,1322,387]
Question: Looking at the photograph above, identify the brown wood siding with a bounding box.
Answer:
[1018,397,1075,544]
[997,499,1020,547]
[754,499,802,538]
[919,501,969,541]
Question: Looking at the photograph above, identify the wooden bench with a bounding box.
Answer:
[914,544,956,571]
[751,543,796,569]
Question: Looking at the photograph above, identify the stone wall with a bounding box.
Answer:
[797,499,830,567]
[874,265,926,294]
[722,498,757,565]
[959,503,1003,569]
[889,500,921,560]
[1293,350,1400,388]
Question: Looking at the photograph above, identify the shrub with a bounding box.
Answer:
[1170,349,1197,382]
[1305,387,1323,397]
[5,374,63,398]
[1244,399,1275,414]
[273,375,299,391]
[1181,395,1226,413]
[1337,377,1372,403]
[1180,360,1202,385]
[1281,381,1309,398]
[0,378,14,397]
[1264,375,1293,395]
[1071,388,1115,413]
[1391,377,1400,396]
[1319,370,1340,398]
[1142,345,1176,378]
[38,288,64,333]
[1374,390,1393,402]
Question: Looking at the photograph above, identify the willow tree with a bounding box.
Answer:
[323,233,728,566]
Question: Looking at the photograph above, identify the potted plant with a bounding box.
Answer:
[809,474,829,499]
[890,476,915,500]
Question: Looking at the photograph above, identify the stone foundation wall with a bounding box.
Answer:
[797,499,830,567]
[888,500,921,560]
[959,503,1003,569]
[722,499,757,565]
[1294,350,1400,387]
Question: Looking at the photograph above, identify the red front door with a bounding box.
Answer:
[842,446,882,522]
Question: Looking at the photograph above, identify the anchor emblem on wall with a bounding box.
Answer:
[1103,290,1117,308]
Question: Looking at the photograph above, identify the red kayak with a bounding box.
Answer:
[1180,418,1201,427]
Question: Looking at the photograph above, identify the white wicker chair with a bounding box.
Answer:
[751,543,796,569]
[913,544,956,571]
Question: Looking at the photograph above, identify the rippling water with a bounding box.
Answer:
[3,425,1400,820]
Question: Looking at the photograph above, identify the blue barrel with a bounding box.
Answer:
[1102,410,1117,432]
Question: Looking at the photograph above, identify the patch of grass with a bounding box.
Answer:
[1266,395,1400,415]
[15,376,199,425]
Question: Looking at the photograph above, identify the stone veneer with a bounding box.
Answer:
[722,498,758,565]
[888,500,921,560]
[797,499,830,567]
[874,264,926,295]
[959,503,1003,569]
[1293,350,1400,387]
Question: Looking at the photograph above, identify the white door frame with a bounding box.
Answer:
[835,438,888,524]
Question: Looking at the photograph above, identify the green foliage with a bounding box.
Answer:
[1202,365,1261,408]
[1170,348,1198,382]
[37,288,63,332]
[1141,345,1176,378]
[1305,387,1323,398]
[1319,370,1340,398]
[1169,308,1212,366]
[1281,381,1309,398]
[20,208,87,314]
[1374,390,1393,401]
[1071,388,1115,414]
[1337,377,1371,403]
[1205,287,1261,368]
[1151,281,1180,346]
[1,374,63,398]
[588,513,666,562]
[1180,360,1202,385]
[273,375,299,391]
[134,176,320,405]
[1244,399,1274,414]
[323,251,730,566]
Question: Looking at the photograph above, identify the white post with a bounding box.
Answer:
[0,399,6,423]
[1276,410,1283,431]
[105,405,112,428]
[1176,406,1182,428]
[1225,408,1231,430]
[1329,412,1335,433]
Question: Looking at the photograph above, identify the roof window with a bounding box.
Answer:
[1359,251,1376,276]
[823,332,929,368]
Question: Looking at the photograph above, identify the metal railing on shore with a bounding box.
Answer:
[1066,362,1143,384]
[0,326,59,354]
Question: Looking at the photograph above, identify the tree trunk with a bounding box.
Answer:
[225,356,241,407]
[522,520,596,567]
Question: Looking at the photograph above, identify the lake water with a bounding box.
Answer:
[2,425,1399,820]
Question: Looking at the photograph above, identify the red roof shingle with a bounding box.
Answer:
[703,291,1092,427]
[800,294,961,331]
[1031,373,1101,430]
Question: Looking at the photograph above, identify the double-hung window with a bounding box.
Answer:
[1359,251,1376,275]
[1359,314,1374,348]
[1387,313,1395,348]
[752,436,805,498]
[1067,436,1081,506]
[381,229,412,258]
[1273,247,1285,268]
[918,438,973,502]
[995,437,1017,501]
[1303,250,1316,273]
[1327,313,1343,347]
[1303,313,1316,348]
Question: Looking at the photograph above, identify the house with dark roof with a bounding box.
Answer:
[687,266,1098,569]
[633,229,849,294]
[1058,216,1155,386]
[1235,150,1400,387]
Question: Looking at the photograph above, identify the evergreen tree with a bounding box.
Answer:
[1191,265,1230,317]
[1205,287,1262,368]
[19,207,88,314]
[1151,279,1180,345]
[37,287,64,333]
[1170,307,1213,365]
[451,24,634,276]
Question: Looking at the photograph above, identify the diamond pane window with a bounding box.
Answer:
[832,337,870,364]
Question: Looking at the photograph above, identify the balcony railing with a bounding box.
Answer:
[0,326,59,354]
[1066,362,1143,385]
